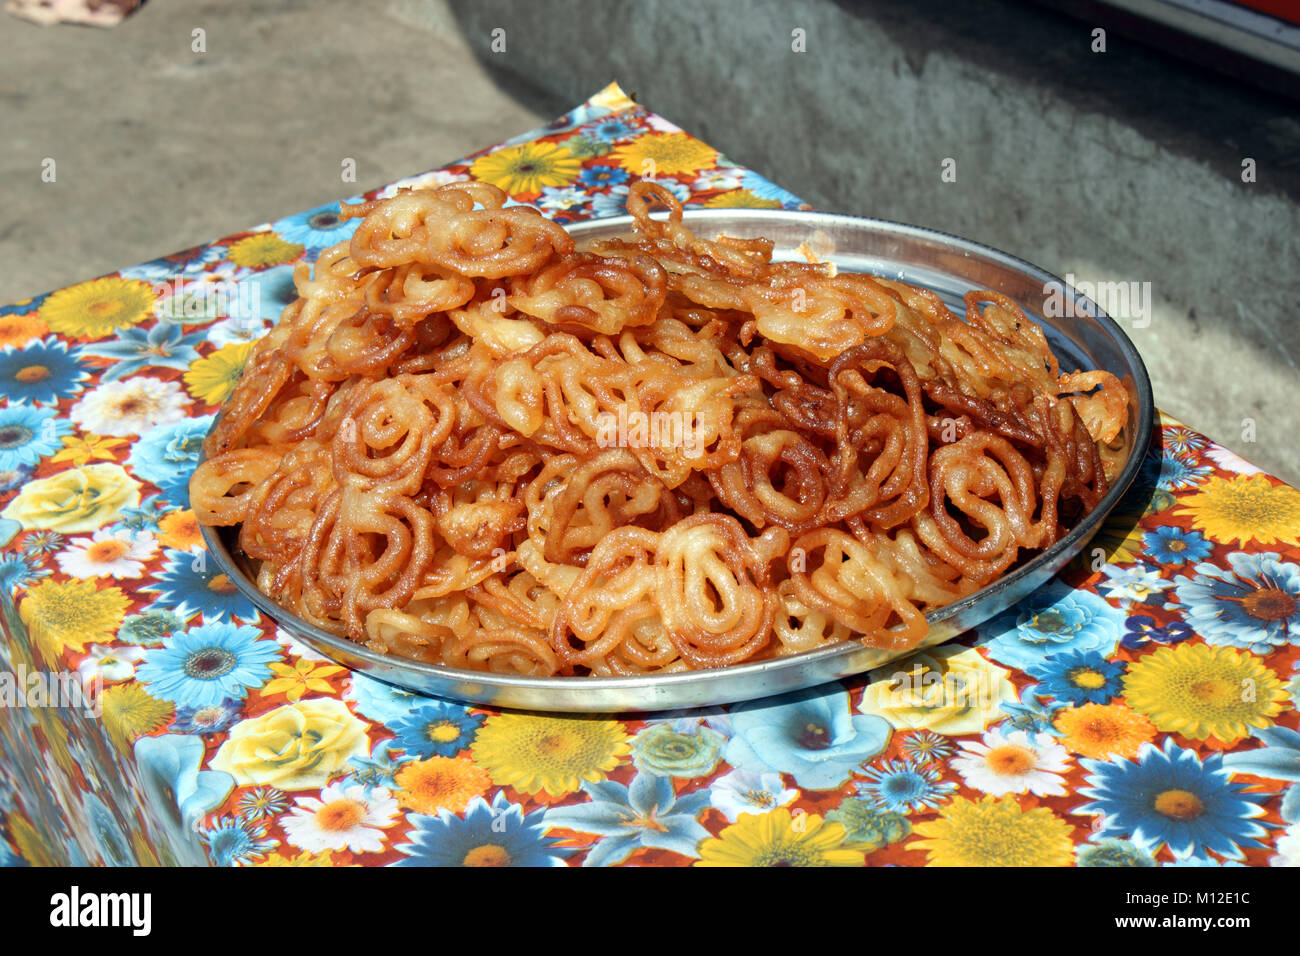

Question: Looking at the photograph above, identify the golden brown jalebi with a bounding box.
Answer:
[192,180,1128,675]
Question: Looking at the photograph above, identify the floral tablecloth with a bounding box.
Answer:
[1,83,1297,868]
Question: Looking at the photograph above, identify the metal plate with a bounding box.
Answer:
[200,210,1155,713]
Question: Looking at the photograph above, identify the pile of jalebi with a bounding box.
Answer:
[191,180,1128,676]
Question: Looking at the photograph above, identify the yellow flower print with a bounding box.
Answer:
[1,463,140,532]
[19,578,130,662]
[588,82,636,113]
[470,713,629,797]
[703,189,782,209]
[260,659,346,703]
[696,809,868,867]
[49,433,129,467]
[227,234,304,269]
[256,849,354,867]
[1122,643,1288,744]
[1088,505,1149,566]
[39,277,155,338]
[1175,475,1300,547]
[184,341,254,405]
[101,683,174,752]
[612,133,718,177]
[469,141,582,196]
[911,795,1075,866]
[211,698,370,790]
[859,645,1017,735]
[8,812,60,867]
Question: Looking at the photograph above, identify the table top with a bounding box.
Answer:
[1,83,1297,868]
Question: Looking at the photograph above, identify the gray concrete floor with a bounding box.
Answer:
[1,0,1297,484]
[0,0,561,300]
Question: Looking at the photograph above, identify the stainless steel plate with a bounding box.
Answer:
[200,210,1154,713]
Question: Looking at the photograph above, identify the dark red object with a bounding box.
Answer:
[1232,1,1300,27]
